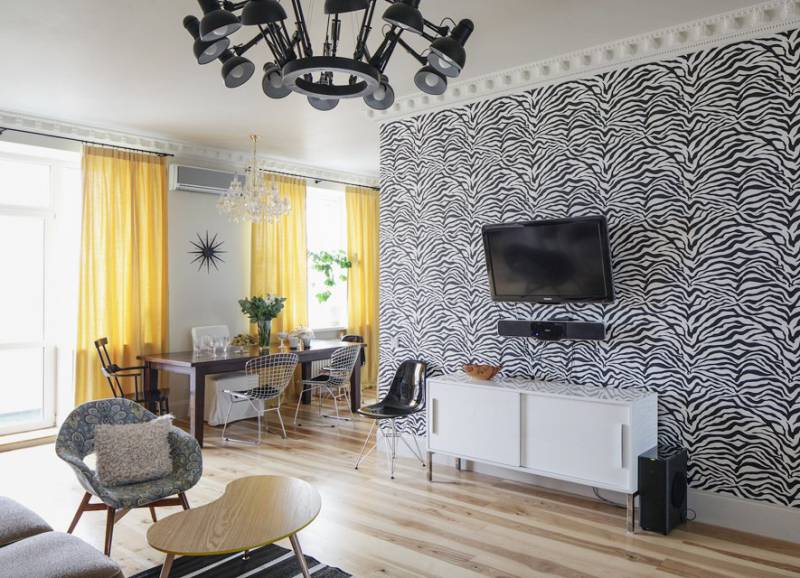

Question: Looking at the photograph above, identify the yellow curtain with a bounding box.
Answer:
[75,146,169,404]
[346,185,380,387]
[250,174,308,340]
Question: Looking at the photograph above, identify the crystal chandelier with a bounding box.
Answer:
[217,134,291,223]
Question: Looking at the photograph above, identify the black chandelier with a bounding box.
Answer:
[183,0,474,111]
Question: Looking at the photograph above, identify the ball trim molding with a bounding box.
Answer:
[368,0,800,122]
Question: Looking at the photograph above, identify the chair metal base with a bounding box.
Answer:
[222,397,287,444]
[354,417,426,479]
[293,383,354,425]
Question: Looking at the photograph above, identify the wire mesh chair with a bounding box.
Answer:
[222,352,298,443]
[293,345,361,424]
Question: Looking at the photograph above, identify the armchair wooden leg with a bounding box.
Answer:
[149,506,158,522]
[104,507,115,556]
[178,492,190,510]
[67,492,92,534]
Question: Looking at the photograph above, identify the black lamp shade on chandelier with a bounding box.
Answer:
[241,0,287,25]
[325,0,370,14]
[363,75,395,110]
[183,15,230,64]
[262,62,292,98]
[182,0,475,111]
[220,51,256,87]
[197,0,242,41]
[429,19,474,77]
[414,65,447,95]
[382,0,424,34]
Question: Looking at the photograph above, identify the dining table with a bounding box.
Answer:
[140,339,364,447]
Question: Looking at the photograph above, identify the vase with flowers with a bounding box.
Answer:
[238,294,287,350]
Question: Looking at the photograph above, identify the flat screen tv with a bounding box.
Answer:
[482,216,614,303]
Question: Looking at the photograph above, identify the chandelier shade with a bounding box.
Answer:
[182,0,475,111]
[220,52,255,88]
[382,0,424,35]
[414,65,447,95]
[308,96,340,111]
[325,0,370,14]
[241,0,287,25]
[198,0,242,42]
[262,62,292,98]
[363,76,395,110]
[428,19,474,77]
[184,15,230,64]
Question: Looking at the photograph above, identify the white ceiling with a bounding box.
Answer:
[0,0,760,177]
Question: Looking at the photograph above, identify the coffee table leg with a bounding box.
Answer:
[159,554,175,578]
[289,533,311,578]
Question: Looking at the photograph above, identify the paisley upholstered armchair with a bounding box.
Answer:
[56,398,202,556]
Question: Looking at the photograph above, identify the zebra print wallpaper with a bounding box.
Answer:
[378,29,800,508]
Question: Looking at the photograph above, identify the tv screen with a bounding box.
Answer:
[482,216,613,303]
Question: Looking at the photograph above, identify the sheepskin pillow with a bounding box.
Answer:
[94,415,173,487]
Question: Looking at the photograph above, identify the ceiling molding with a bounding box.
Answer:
[0,110,380,187]
[368,0,800,123]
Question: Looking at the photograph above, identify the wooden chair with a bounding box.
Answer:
[94,337,169,415]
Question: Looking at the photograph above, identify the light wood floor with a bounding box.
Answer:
[1,400,798,577]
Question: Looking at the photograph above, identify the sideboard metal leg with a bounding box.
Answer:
[626,493,636,533]
[427,452,433,481]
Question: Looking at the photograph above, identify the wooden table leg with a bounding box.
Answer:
[301,362,312,404]
[189,368,206,448]
[143,363,159,414]
[350,356,361,412]
[159,553,175,578]
[289,533,311,578]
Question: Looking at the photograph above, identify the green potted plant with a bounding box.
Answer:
[309,250,352,303]
[238,294,287,350]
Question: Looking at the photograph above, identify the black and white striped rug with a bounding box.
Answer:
[130,544,351,578]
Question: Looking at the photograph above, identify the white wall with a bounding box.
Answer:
[166,164,251,417]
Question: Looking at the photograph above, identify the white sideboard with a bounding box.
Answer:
[425,372,658,530]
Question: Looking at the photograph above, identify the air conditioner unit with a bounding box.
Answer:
[169,165,243,195]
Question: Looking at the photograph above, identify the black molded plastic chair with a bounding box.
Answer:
[354,359,427,479]
[94,337,169,415]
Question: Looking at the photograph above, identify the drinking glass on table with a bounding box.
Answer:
[220,335,230,356]
[201,335,213,355]
[277,332,289,351]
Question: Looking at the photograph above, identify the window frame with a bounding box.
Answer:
[0,146,80,436]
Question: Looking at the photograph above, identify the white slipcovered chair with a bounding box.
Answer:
[191,325,259,426]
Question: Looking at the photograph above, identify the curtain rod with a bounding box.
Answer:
[263,167,379,190]
[0,127,174,157]
[0,126,379,188]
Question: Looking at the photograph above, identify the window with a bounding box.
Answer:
[0,141,81,435]
[306,185,348,331]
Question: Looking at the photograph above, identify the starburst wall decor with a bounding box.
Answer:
[189,231,226,273]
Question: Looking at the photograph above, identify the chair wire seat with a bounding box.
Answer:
[222,352,298,443]
[293,344,361,425]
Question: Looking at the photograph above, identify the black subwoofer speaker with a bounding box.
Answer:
[638,445,688,535]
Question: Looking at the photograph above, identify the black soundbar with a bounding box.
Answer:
[497,320,606,341]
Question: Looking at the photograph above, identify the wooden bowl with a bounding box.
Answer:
[463,364,502,380]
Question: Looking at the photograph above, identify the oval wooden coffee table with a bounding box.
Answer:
[147,476,321,578]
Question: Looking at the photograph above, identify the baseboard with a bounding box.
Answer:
[386,435,800,543]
